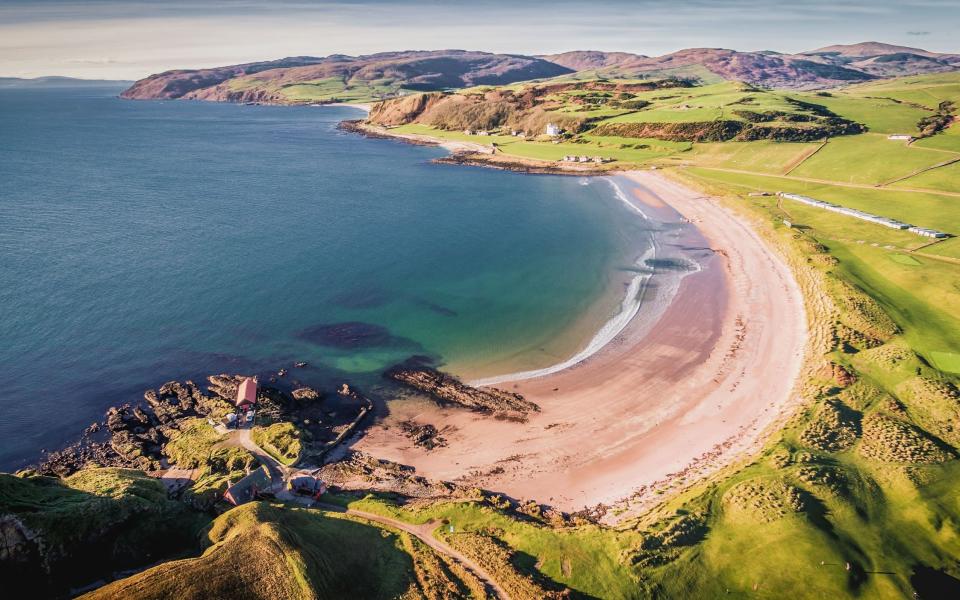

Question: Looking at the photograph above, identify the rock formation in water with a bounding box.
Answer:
[385,365,539,420]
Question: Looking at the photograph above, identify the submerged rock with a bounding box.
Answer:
[296,321,403,348]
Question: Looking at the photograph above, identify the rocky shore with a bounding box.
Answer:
[385,366,540,421]
[433,152,609,175]
[33,372,361,478]
[338,119,612,175]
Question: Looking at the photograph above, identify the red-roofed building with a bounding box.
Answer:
[236,378,257,408]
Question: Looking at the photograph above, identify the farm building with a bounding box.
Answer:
[236,378,257,409]
[887,134,914,141]
[545,123,561,136]
[223,465,272,506]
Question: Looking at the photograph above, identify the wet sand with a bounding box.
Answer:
[354,170,807,517]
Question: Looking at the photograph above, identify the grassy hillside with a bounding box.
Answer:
[121,51,573,104]
[82,501,537,600]
[0,469,208,595]
[366,73,958,173]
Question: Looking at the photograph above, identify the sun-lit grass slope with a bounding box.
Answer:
[83,503,423,600]
[251,422,305,466]
[628,172,960,598]
[368,72,960,173]
[329,493,645,599]
[365,78,891,166]
[83,501,515,600]
[0,468,207,596]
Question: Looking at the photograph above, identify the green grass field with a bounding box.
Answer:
[788,134,954,185]
[891,159,960,193]
[684,167,960,233]
[684,165,960,367]
[798,94,931,134]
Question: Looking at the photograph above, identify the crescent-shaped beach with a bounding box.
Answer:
[355,170,808,517]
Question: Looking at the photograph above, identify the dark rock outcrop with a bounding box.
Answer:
[385,366,539,420]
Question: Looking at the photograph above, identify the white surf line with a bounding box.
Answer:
[469,176,705,388]
[470,176,660,387]
[469,243,658,387]
[607,177,650,219]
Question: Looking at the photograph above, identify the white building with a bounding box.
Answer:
[908,226,948,238]
[545,123,561,136]
[888,134,914,141]
[778,192,950,238]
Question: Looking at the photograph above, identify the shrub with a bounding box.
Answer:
[858,413,953,464]
[799,400,861,452]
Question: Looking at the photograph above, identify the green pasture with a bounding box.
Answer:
[891,159,960,193]
[330,494,643,599]
[796,93,931,134]
[680,140,822,174]
[684,167,960,233]
[913,125,960,152]
[789,134,953,185]
[831,240,960,372]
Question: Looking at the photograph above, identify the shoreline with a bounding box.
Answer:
[338,120,613,175]
[469,177,698,387]
[353,168,808,519]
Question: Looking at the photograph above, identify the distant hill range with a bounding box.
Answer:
[119,50,574,103]
[0,76,132,88]
[120,42,960,104]
[542,42,960,88]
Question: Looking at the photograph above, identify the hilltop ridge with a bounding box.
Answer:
[120,50,573,104]
[120,42,960,105]
[541,42,960,88]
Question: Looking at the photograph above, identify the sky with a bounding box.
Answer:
[2,0,959,79]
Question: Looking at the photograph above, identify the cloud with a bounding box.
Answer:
[1,0,958,78]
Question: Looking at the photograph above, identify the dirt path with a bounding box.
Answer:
[228,427,508,596]
[218,427,289,486]
[316,503,509,599]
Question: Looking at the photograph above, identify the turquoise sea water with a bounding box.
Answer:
[0,85,652,469]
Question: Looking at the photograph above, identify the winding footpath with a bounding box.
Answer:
[226,426,510,599]
[317,503,510,600]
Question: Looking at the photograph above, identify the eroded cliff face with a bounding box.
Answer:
[366,92,448,126]
[365,80,685,135]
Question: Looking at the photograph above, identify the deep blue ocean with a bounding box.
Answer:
[0,85,649,469]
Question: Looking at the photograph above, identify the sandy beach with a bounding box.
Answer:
[354,170,807,517]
